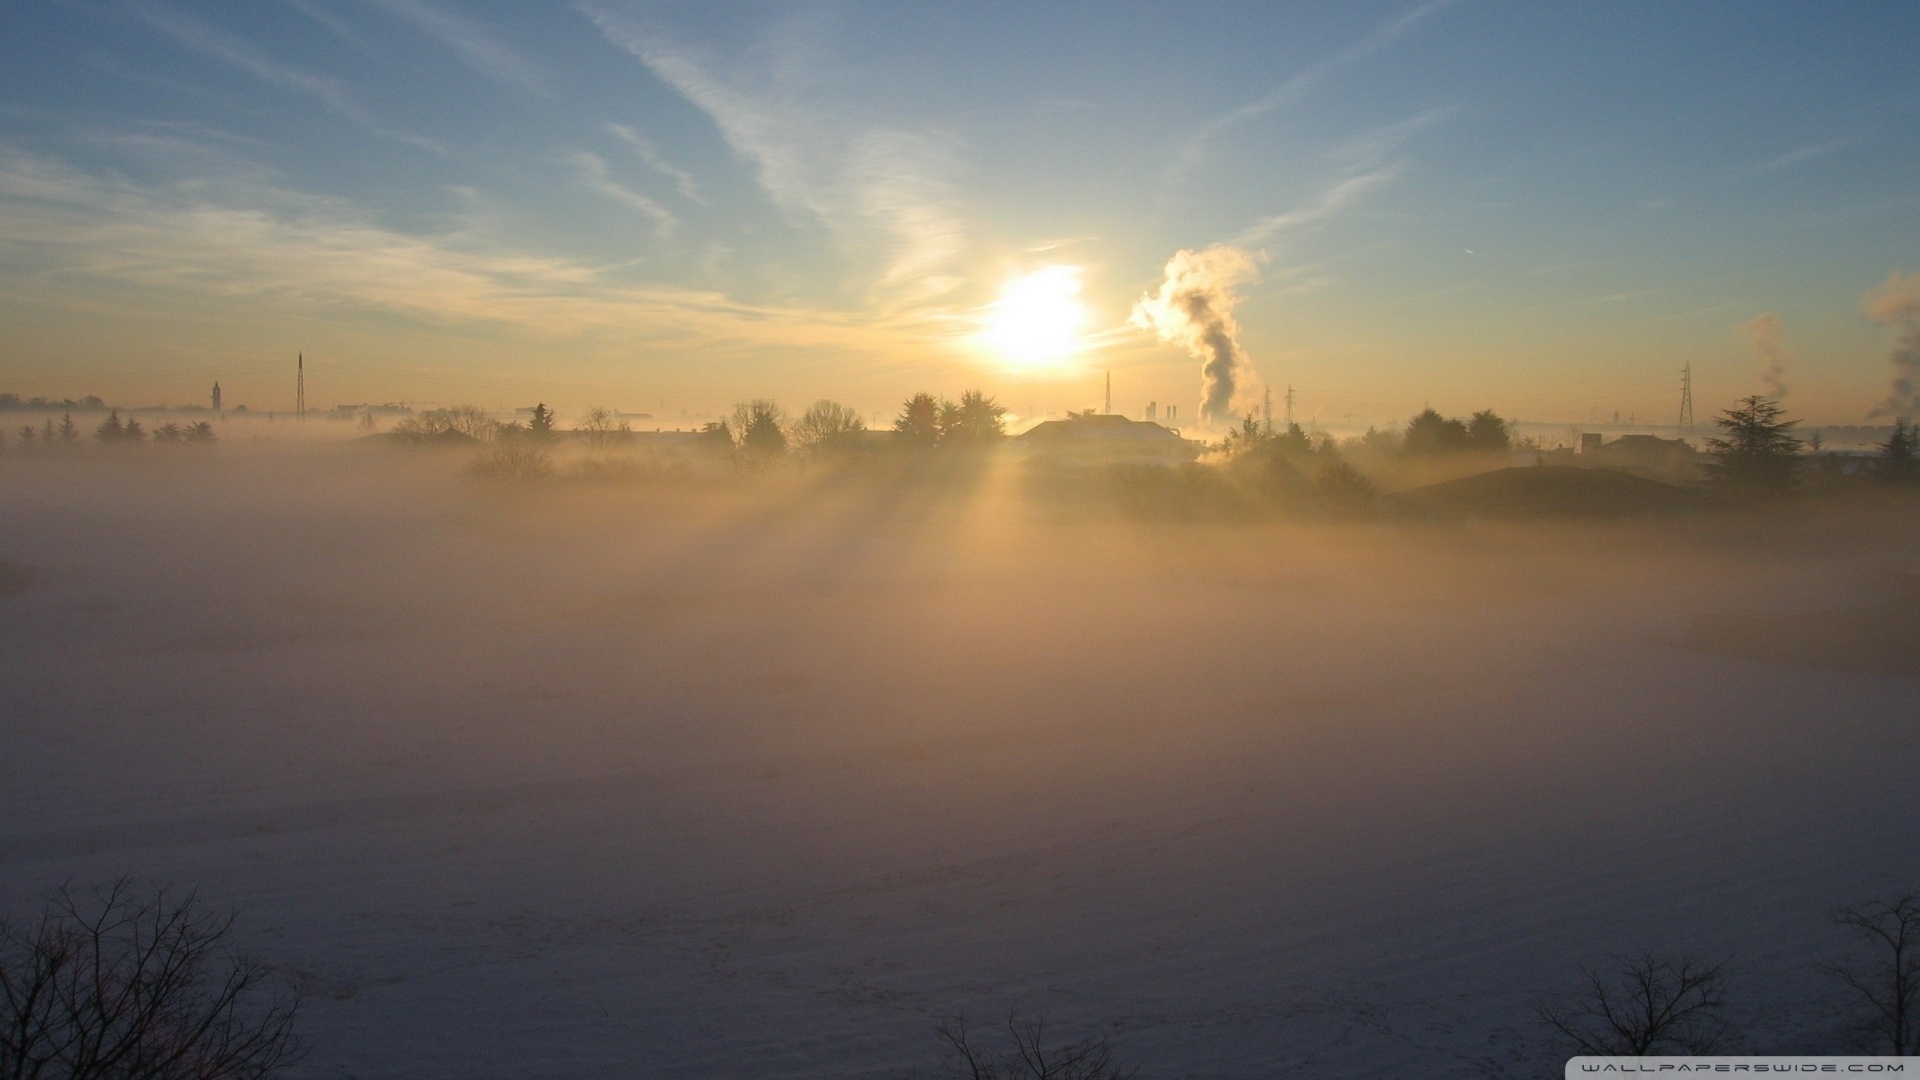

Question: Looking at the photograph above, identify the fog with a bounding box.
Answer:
[3,437,1918,1078]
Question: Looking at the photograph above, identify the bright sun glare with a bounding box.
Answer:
[980,266,1090,371]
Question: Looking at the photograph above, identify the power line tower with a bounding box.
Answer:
[1284,384,1295,428]
[1677,361,1694,436]
[296,352,306,421]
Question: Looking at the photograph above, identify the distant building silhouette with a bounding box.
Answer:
[1017,414,1199,465]
[211,382,222,413]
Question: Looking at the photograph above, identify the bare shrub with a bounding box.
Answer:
[391,405,498,443]
[1538,954,1730,1055]
[789,399,864,456]
[937,1014,1133,1080]
[467,442,553,481]
[574,407,630,449]
[1827,891,1920,1053]
[0,879,303,1080]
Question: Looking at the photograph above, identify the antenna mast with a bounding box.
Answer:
[1678,361,1694,436]
[296,352,306,421]
[1284,384,1295,428]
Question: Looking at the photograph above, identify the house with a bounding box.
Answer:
[1014,414,1200,464]
[1588,433,1700,482]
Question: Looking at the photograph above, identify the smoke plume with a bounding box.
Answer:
[1740,313,1791,399]
[1865,270,1920,419]
[1130,245,1261,428]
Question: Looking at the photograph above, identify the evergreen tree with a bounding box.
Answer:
[93,410,124,442]
[1877,419,1917,483]
[1704,395,1802,490]
[947,390,1007,442]
[736,399,787,461]
[527,403,556,440]
[893,392,942,446]
[1468,409,1512,453]
[58,413,77,441]
[1402,408,1473,455]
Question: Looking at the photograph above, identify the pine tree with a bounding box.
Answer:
[94,410,124,442]
[893,392,942,446]
[527,403,556,440]
[1878,419,1917,483]
[1704,395,1802,490]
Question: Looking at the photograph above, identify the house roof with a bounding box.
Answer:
[1017,416,1186,443]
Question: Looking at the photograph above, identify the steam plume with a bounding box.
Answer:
[1130,245,1261,428]
[1740,313,1791,399]
[1865,270,1920,419]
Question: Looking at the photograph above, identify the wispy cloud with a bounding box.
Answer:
[606,123,705,204]
[568,150,676,235]
[131,2,443,153]
[1229,108,1445,248]
[0,145,927,362]
[579,2,968,309]
[367,0,550,95]
[1753,140,1852,175]
[1231,166,1400,248]
[1169,0,1451,184]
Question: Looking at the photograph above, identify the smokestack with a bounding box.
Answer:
[1130,245,1261,429]
[1865,271,1920,419]
[1741,313,1792,399]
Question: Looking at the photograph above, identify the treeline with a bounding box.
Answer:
[0,410,215,452]
[0,393,106,411]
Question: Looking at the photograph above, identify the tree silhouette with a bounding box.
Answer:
[0,879,303,1080]
[895,392,942,446]
[693,419,734,458]
[1538,954,1730,1055]
[1704,395,1802,490]
[1402,408,1473,456]
[1827,891,1920,1054]
[526,403,557,441]
[58,415,78,442]
[790,400,864,456]
[937,1015,1132,1080]
[1876,420,1916,483]
[731,400,788,466]
[186,422,216,443]
[576,406,628,448]
[945,391,1007,443]
[1468,409,1511,453]
[93,411,124,443]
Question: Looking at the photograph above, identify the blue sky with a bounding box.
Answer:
[2,2,1917,426]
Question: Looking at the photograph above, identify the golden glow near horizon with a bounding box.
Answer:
[978,266,1091,374]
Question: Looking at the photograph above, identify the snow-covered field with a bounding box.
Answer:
[2,445,1917,1078]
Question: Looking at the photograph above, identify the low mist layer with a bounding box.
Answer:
[2,443,1917,1077]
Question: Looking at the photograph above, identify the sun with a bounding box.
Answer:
[979,266,1090,371]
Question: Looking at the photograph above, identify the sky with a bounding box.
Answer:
[1,1,1918,429]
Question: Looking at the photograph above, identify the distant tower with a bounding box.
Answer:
[1678,361,1695,435]
[1103,371,1111,416]
[1262,386,1272,432]
[295,353,306,420]
[1284,384,1296,427]
[1146,401,1157,422]
[1169,404,1177,427]
[211,381,222,413]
